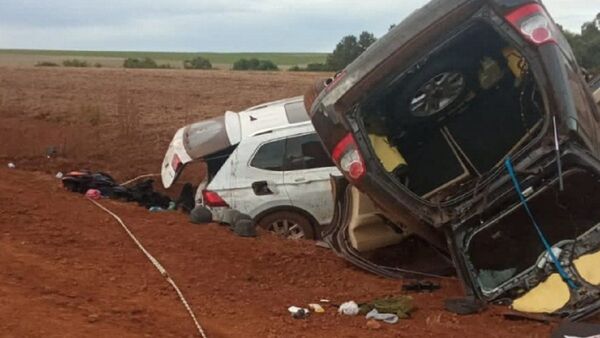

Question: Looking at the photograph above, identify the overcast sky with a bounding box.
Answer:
[0,0,598,52]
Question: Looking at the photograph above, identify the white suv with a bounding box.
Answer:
[161,97,339,239]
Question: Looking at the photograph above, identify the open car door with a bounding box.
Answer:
[161,112,241,189]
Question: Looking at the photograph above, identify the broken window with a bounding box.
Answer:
[466,170,600,292]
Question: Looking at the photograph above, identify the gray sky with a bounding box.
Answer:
[0,0,597,52]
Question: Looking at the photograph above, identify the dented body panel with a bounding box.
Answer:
[308,0,600,320]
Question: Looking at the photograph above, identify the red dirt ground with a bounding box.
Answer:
[0,67,566,337]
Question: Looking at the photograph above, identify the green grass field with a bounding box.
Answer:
[0,49,328,68]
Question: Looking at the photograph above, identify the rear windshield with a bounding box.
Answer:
[284,101,310,124]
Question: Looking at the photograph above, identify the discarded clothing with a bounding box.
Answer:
[365,309,399,324]
[62,170,173,209]
[359,296,414,319]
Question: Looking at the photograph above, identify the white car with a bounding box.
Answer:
[161,97,340,239]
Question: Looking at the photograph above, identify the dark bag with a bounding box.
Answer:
[62,170,117,194]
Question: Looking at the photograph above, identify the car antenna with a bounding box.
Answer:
[553,115,564,191]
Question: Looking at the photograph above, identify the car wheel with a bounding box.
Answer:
[395,57,476,124]
[257,211,315,240]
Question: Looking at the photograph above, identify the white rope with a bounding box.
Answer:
[87,198,208,338]
[120,173,160,187]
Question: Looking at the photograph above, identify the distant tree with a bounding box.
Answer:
[232,58,278,71]
[63,59,89,67]
[358,31,377,51]
[35,61,59,67]
[257,59,278,71]
[184,56,213,70]
[123,57,170,69]
[325,31,377,72]
[560,13,600,75]
[123,57,158,69]
[305,63,331,72]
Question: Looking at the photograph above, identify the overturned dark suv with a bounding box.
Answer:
[306,0,600,320]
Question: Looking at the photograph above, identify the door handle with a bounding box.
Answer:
[294,177,306,183]
[252,181,273,196]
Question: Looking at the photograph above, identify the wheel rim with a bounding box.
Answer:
[410,72,465,117]
[269,219,304,240]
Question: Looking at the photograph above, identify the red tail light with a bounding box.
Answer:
[505,4,557,46]
[171,154,182,172]
[202,190,229,207]
[332,133,366,181]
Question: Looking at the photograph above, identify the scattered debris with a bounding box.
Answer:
[288,306,310,319]
[232,219,257,238]
[320,299,331,303]
[55,172,64,179]
[149,206,167,213]
[360,296,414,319]
[7,162,15,169]
[366,319,382,330]
[45,146,58,159]
[85,189,102,200]
[402,280,441,293]
[338,301,360,316]
[444,297,486,316]
[219,209,240,226]
[551,321,600,338]
[190,206,213,224]
[365,309,398,324]
[308,303,325,313]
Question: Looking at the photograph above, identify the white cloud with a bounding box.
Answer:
[0,0,596,51]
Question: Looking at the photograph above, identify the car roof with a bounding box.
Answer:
[246,121,315,141]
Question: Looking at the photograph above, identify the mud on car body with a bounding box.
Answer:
[307,0,600,319]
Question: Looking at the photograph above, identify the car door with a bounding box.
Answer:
[228,136,292,217]
[283,133,340,224]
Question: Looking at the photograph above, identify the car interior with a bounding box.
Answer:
[335,182,455,277]
[357,22,543,202]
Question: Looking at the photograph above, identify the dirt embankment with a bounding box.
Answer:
[0,168,554,337]
[0,67,321,181]
[0,67,557,337]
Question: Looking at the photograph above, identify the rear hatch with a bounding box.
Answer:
[161,112,239,188]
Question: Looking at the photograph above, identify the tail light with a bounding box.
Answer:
[505,4,557,46]
[171,154,182,172]
[202,190,229,207]
[332,133,366,181]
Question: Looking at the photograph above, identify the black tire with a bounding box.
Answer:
[394,56,477,125]
[256,211,315,240]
